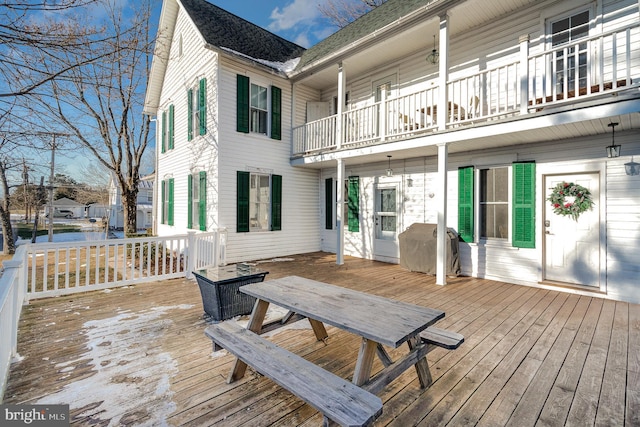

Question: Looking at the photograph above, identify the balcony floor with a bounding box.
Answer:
[5,252,639,426]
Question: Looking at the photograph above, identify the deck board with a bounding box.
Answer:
[4,252,639,426]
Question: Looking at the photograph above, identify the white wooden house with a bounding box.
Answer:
[145,0,640,304]
[107,174,154,231]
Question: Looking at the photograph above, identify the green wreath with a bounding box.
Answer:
[547,181,594,221]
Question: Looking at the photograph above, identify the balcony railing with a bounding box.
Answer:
[292,23,638,156]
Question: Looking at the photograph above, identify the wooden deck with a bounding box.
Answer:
[5,252,639,426]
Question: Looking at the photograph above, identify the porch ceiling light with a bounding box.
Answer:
[606,122,621,158]
[625,158,640,176]
[386,155,393,176]
[426,35,439,64]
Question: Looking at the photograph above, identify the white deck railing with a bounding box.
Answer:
[0,230,226,401]
[292,22,639,156]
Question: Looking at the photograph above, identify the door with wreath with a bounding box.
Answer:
[544,173,600,287]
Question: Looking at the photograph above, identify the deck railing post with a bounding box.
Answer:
[519,34,530,114]
[186,231,196,279]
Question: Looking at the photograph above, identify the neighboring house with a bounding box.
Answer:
[107,175,154,231]
[145,0,640,304]
[44,197,84,219]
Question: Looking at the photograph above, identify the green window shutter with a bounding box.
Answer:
[199,78,207,135]
[271,86,282,140]
[161,180,166,224]
[512,161,536,248]
[236,75,250,133]
[168,178,174,226]
[458,166,474,243]
[187,89,193,141]
[199,171,207,231]
[347,176,360,232]
[271,174,282,231]
[187,174,193,229]
[161,111,166,153]
[325,178,333,230]
[168,104,175,150]
[237,171,250,232]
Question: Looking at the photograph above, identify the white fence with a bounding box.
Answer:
[0,230,226,401]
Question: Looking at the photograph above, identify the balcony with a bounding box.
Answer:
[292,23,639,157]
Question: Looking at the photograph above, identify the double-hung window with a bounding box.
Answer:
[236,171,282,232]
[236,74,282,140]
[188,78,207,140]
[550,10,590,96]
[188,171,206,231]
[458,162,535,248]
[161,104,174,153]
[161,178,174,226]
[323,176,360,232]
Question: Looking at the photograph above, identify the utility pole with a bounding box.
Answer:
[48,135,56,242]
[22,159,29,222]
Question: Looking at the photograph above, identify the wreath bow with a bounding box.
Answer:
[547,181,594,221]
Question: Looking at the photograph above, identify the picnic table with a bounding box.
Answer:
[205,276,463,426]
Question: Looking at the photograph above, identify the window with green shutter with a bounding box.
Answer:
[271,174,282,230]
[325,178,333,229]
[199,78,207,135]
[168,178,174,226]
[237,171,250,232]
[347,176,360,232]
[187,89,193,141]
[237,75,250,133]
[187,174,193,229]
[458,166,474,242]
[161,180,166,224]
[271,86,281,140]
[199,171,207,231]
[512,161,536,248]
[168,105,175,150]
[161,111,167,153]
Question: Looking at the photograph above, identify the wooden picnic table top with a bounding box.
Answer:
[240,275,445,348]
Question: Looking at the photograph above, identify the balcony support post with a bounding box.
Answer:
[336,158,345,265]
[519,34,530,115]
[438,14,449,131]
[436,143,448,286]
[337,62,346,150]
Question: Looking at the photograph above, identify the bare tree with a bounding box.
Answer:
[0,137,20,254]
[25,0,154,236]
[318,0,387,28]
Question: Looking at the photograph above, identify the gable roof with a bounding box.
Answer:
[180,0,305,63]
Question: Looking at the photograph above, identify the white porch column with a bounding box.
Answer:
[436,143,448,285]
[336,158,345,265]
[336,62,346,150]
[438,13,449,132]
[519,34,530,115]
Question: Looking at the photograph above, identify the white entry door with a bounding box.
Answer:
[374,183,399,261]
[544,173,600,287]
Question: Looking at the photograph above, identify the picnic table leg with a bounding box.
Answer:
[308,318,329,342]
[352,338,377,386]
[408,335,433,388]
[227,299,270,383]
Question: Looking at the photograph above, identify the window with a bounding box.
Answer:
[236,171,282,232]
[480,168,509,239]
[458,162,535,248]
[236,74,281,140]
[161,178,174,226]
[188,78,207,140]
[161,105,174,153]
[550,10,589,94]
[188,171,206,231]
[323,176,359,232]
[147,191,153,203]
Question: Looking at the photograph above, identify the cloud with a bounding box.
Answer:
[268,0,322,32]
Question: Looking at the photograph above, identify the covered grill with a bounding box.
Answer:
[399,223,460,276]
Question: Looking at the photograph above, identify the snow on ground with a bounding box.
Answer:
[37,305,193,426]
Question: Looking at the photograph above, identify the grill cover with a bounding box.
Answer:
[399,223,460,276]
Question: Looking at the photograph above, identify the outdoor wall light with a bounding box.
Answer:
[625,158,640,176]
[426,35,439,64]
[386,155,393,176]
[606,122,621,158]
